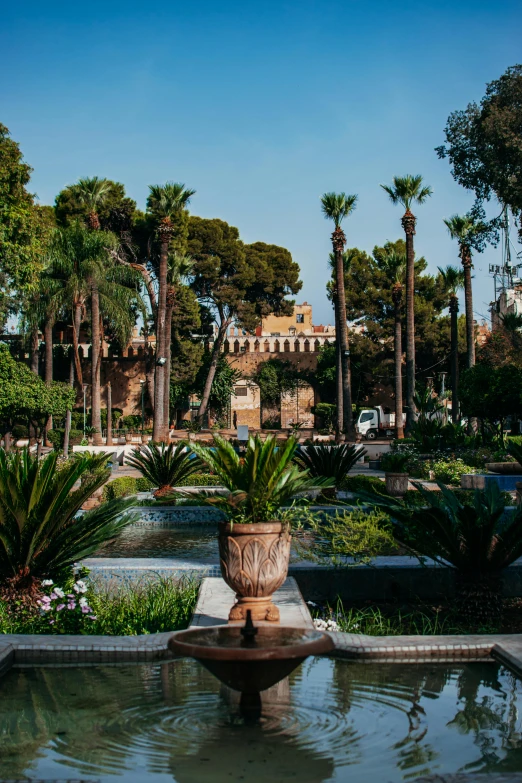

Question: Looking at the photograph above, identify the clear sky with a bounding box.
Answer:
[2,0,521,325]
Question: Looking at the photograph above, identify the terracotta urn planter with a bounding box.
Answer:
[141,434,149,444]
[385,472,409,497]
[218,521,291,623]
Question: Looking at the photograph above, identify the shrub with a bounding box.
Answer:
[362,481,522,625]
[11,424,29,439]
[126,442,204,496]
[176,473,222,487]
[295,508,394,565]
[262,417,281,429]
[47,428,84,451]
[0,449,135,589]
[294,443,366,486]
[102,476,138,502]
[431,459,477,485]
[136,477,154,492]
[339,474,387,494]
[381,451,410,472]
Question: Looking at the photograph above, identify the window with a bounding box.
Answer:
[296,314,304,324]
[359,412,374,423]
[270,332,281,337]
[234,386,248,396]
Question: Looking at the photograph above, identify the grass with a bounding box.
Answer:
[0,576,200,636]
[310,598,480,636]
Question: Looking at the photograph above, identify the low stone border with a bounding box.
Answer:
[2,628,522,677]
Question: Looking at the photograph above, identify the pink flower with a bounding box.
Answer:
[81,605,91,614]
[67,601,76,610]
[88,615,97,620]
[56,604,65,611]
[49,619,55,625]
[49,592,58,600]
[40,595,51,604]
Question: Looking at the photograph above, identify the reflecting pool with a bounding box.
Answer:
[1,659,522,782]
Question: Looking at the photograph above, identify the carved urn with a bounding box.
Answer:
[218,521,291,623]
[385,472,409,497]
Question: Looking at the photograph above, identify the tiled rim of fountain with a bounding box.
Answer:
[2,574,522,679]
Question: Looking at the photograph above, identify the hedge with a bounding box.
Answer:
[47,428,84,450]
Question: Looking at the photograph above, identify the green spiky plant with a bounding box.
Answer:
[125,442,203,497]
[189,434,333,524]
[507,441,522,469]
[360,481,522,625]
[294,443,366,497]
[0,449,135,592]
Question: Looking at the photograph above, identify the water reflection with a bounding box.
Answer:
[1,659,522,782]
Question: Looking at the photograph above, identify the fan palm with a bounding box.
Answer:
[381,176,432,431]
[146,183,196,442]
[0,449,135,589]
[443,214,483,370]
[438,265,465,422]
[321,192,358,440]
[189,434,333,524]
[126,442,203,497]
[294,443,366,495]
[361,481,522,624]
[381,249,407,438]
[72,177,112,231]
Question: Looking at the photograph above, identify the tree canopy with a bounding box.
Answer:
[436,64,522,217]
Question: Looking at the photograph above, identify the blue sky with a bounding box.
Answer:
[2,0,521,325]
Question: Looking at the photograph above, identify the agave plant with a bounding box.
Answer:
[361,481,522,625]
[0,449,135,590]
[189,434,332,524]
[294,443,366,493]
[125,442,203,496]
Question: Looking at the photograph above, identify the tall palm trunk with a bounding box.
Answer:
[449,296,459,423]
[402,211,417,433]
[63,304,82,455]
[152,228,170,442]
[461,246,475,369]
[332,227,353,439]
[198,315,230,424]
[106,381,113,447]
[30,323,39,374]
[392,284,404,439]
[44,319,54,444]
[91,283,103,445]
[163,287,175,436]
[333,292,343,439]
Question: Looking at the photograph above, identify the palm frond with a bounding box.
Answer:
[125,443,203,491]
[294,444,366,485]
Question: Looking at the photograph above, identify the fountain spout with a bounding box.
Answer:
[240,610,258,647]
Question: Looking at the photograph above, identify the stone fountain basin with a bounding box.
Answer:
[486,462,522,475]
[169,625,334,693]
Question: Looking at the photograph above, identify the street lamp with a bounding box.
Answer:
[82,385,88,438]
[140,380,146,436]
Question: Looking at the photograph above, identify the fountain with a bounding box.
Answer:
[169,611,334,716]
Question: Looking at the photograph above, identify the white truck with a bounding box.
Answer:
[356,407,406,440]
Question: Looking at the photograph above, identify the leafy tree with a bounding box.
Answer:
[193,353,241,422]
[0,344,75,450]
[146,182,195,442]
[168,285,205,416]
[381,176,432,431]
[436,65,522,217]
[189,217,301,423]
[0,124,51,330]
[460,363,522,436]
[253,358,301,420]
[437,265,465,422]
[320,192,358,438]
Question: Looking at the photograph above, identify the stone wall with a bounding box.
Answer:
[281,381,315,428]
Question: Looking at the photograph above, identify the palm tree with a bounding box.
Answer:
[381,176,432,432]
[328,250,352,430]
[380,249,407,439]
[438,265,465,423]
[72,177,112,444]
[147,183,195,442]
[321,193,357,440]
[47,224,143,451]
[163,253,194,433]
[443,214,481,370]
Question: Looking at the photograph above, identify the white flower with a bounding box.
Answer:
[306,601,318,607]
[73,580,87,594]
[42,579,53,587]
[313,618,340,632]
[79,596,89,607]
[53,587,65,598]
